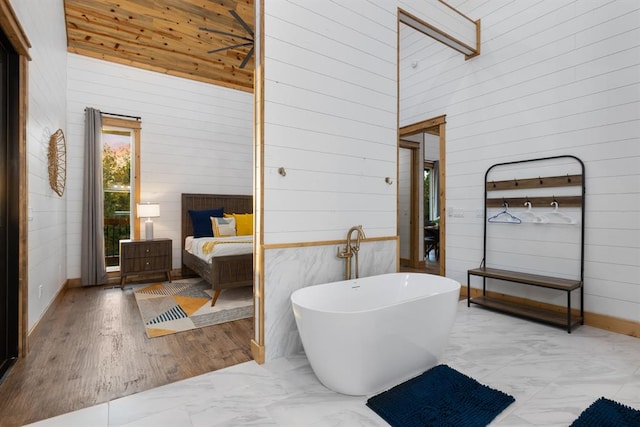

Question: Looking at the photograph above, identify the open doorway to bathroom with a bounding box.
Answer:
[398,116,445,276]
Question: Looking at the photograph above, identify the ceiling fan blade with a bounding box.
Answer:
[199,27,253,42]
[207,42,253,54]
[239,46,254,69]
[229,9,254,38]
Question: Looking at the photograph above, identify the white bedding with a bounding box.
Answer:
[185,235,253,263]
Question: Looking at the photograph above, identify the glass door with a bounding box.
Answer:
[102,128,132,270]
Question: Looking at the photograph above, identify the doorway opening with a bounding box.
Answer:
[399,116,446,276]
[0,26,20,381]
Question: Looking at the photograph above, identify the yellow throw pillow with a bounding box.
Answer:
[211,216,236,237]
[232,213,253,236]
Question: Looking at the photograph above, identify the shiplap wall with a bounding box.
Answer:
[10,0,68,330]
[66,55,253,279]
[262,0,473,244]
[261,0,398,361]
[262,1,398,244]
[400,1,640,322]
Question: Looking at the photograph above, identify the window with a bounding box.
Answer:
[102,117,140,270]
[423,167,431,222]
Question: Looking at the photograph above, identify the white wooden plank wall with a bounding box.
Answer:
[400,0,640,322]
[66,54,253,278]
[262,0,398,244]
[10,0,69,330]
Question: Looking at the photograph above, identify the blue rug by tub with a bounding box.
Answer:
[570,397,640,427]
[366,364,515,427]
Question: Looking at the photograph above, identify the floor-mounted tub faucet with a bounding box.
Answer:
[337,225,366,280]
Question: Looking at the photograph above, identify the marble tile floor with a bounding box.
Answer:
[26,301,640,426]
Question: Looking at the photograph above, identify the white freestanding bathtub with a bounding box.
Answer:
[291,272,460,396]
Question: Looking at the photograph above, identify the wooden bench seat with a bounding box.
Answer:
[467,267,583,332]
[467,267,582,291]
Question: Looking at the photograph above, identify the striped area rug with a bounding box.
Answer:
[133,278,253,338]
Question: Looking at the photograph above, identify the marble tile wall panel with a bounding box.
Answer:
[263,240,396,361]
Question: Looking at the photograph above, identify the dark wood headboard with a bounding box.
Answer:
[181,193,253,249]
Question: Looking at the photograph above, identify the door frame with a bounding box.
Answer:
[399,115,446,276]
[398,139,420,268]
[0,0,31,358]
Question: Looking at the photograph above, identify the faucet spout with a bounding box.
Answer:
[346,225,366,252]
[341,225,366,280]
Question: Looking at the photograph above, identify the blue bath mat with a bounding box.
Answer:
[570,397,640,427]
[366,364,514,427]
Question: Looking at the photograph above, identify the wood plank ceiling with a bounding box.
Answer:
[64,0,254,92]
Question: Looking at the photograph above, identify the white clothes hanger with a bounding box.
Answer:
[543,201,577,224]
[488,201,522,224]
[519,201,547,224]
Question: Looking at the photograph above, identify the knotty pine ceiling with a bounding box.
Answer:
[64,0,254,92]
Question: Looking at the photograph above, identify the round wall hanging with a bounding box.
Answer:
[48,128,66,196]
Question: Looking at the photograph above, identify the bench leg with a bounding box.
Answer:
[567,291,572,334]
[580,286,584,325]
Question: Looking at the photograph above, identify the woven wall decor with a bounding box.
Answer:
[48,128,66,196]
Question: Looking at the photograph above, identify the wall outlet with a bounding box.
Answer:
[449,208,464,218]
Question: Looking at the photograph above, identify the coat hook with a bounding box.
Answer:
[385,177,393,185]
[278,167,286,176]
[567,174,571,183]
[492,181,496,188]
[514,178,518,187]
[539,176,543,184]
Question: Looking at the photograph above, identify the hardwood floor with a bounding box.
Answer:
[400,254,441,275]
[0,283,254,427]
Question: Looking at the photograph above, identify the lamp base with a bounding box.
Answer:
[144,219,154,240]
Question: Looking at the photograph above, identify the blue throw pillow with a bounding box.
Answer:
[188,208,224,237]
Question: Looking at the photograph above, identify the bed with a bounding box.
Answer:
[181,193,253,306]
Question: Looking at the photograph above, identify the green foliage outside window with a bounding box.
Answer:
[103,142,131,264]
[103,144,131,217]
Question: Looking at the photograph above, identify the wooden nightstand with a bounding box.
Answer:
[119,238,172,288]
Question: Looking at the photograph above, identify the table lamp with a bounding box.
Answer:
[137,203,160,240]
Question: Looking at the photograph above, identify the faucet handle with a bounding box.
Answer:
[337,246,350,258]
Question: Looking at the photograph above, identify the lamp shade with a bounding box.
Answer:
[137,203,160,218]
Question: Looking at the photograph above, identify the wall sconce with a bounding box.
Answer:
[137,203,160,240]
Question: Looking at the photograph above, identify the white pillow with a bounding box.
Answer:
[210,216,236,237]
